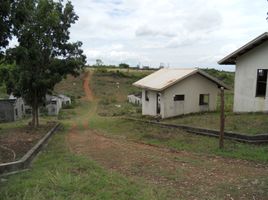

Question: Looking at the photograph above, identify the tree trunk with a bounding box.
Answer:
[36,105,39,127]
[219,87,225,149]
[31,104,36,127]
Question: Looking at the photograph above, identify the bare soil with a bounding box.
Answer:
[0,124,55,163]
[66,71,268,199]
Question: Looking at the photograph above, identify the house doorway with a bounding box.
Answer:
[156,93,161,114]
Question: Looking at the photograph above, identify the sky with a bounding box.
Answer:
[69,0,267,70]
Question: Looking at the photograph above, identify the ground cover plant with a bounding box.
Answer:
[1,69,268,200]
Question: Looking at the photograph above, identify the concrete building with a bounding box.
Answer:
[133,68,229,118]
[58,94,71,106]
[218,32,268,113]
[0,97,25,122]
[46,97,62,115]
[127,93,142,105]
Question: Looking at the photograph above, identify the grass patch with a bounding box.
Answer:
[0,128,168,200]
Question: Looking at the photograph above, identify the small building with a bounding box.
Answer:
[58,94,71,106]
[133,68,229,118]
[218,32,268,113]
[46,97,62,115]
[46,94,63,109]
[0,97,25,122]
[127,93,142,105]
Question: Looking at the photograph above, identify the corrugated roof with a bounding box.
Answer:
[218,32,268,65]
[133,68,229,91]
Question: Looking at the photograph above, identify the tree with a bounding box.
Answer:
[95,59,103,67]
[119,63,129,68]
[3,0,86,127]
[0,0,13,59]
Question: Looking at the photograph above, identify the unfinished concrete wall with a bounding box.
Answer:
[234,41,268,112]
[142,89,157,116]
[161,73,219,118]
[13,98,25,121]
[0,102,14,122]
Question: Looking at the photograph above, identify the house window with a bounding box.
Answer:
[145,90,149,101]
[15,108,18,116]
[199,94,209,105]
[256,69,268,97]
[174,95,185,101]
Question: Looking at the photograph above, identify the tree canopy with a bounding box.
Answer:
[1,0,86,126]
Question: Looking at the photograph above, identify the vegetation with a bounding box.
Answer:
[0,129,163,200]
[0,0,86,127]
[1,69,268,199]
[202,68,235,88]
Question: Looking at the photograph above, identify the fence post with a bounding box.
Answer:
[219,87,225,149]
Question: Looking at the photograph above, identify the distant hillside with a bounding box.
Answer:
[202,68,235,89]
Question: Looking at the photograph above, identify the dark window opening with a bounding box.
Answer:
[174,95,185,101]
[145,90,149,101]
[15,108,18,116]
[256,69,267,97]
[199,94,209,105]
[21,104,24,112]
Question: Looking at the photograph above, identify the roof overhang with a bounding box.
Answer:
[218,32,268,65]
[133,69,230,91]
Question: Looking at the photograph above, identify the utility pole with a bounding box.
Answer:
[219,87,225,149]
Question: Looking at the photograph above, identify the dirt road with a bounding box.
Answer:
[66,71,268,199]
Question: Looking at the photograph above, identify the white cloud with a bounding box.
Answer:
[68,0,268,70]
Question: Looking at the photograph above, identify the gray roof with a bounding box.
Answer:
[133,68,230,91]
[218,32,268,65]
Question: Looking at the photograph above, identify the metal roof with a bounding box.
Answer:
[133,68,230,91]
[218,32,268,65]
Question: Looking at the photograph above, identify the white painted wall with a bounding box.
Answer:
[161,74,219,118]
[128,95,142,105]
[142,89,157,116]
[13,97,25,121]
[141,74,219,118]
[234,41,268,112]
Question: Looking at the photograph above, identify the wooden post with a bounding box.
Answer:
[219,87,225,149]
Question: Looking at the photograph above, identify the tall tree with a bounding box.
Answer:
[0,0,13,58]
[4,0,86,127]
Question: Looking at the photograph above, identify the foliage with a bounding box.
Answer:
[202,68,235,88]
[119,63,130,68]
[1,0,86,126]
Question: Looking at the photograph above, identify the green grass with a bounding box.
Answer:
[0,128,168,200]
[91,69,148,116]
[54,73,85,99]
[1,69,267,199]
[164,111,268,135]
[87,116,268,163]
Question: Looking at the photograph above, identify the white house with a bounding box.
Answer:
[133,68,229,118]
[0,97,25,122]
[46,97,62,115]
[218,32,268,113]
[127,93,142,105]
[58,94,71,105]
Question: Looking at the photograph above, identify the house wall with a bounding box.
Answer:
[128,95,142,105]
[234,41,268,112]
[161,74,219,118]
[13,98,25,120]
[0,98,25,122]
[142,89,157,116]
[0,102,14,122]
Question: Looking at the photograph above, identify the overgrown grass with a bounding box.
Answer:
[91,69,148,116]
[54,73,85,99]
[164,112,268,135]
[88,117,268,163]
[0,128,166,200]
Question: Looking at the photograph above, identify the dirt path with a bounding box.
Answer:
[82,71,94,101]
[66,71,268,199]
